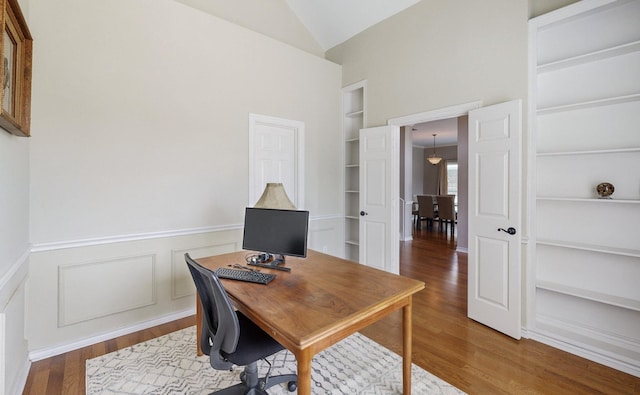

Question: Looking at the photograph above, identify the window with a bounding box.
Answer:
[447,161,458,204]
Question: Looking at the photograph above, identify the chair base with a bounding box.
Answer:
[211,373,298,395]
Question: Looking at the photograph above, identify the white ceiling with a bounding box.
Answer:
[411,118,458,148]
[285,0,420,51]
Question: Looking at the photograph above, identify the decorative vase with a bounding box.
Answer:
[596,182,614,199]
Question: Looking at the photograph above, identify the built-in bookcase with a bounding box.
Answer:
[529,0,640,376]
[343,81,366,262]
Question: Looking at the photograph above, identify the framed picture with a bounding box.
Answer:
[0,0,32,137]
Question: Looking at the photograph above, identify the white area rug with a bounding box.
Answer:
[86,326,465,394]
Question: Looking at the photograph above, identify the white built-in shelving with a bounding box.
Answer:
[342,81,366,262]
[536,197,640,204]
[537,147,640,156]
[536,280,640,312]
[529,0,640,376]
[536,238,640,258]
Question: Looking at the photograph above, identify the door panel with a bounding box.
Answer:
[249,114,304,207]
[359,126,399,274]
[362,220,387,271]
[468,100,522,339]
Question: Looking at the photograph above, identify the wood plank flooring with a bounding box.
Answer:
[22,227,640,394]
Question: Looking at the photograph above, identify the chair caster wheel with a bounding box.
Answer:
[287,381,297,392]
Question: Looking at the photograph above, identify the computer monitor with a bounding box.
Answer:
[242,207,309,266]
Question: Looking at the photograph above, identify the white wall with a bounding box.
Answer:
[456,116,469,252]
[0,0,32,390]
[326,0,529,128]
[411,146,424,198]
[0,132,30,395]
[26,0,342,355]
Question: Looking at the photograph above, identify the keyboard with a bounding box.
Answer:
[215,267,276,285]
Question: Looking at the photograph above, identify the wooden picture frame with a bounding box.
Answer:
[0,0,32,137]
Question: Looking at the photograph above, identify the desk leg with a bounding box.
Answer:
[295,349,312,395]
[403,297,413,395]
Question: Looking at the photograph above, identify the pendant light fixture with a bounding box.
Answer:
[427,133,442,165]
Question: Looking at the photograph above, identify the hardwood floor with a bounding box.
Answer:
[21,316,195,395]
[22,228,639,394]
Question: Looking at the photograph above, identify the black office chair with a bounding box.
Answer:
[185,253,297,394]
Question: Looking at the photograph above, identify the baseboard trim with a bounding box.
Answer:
[529,329,640,378]
[456,246,468,254]
[12,357,31,395]
[28,308,195,362]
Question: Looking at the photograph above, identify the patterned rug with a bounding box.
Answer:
[86,326,465,394]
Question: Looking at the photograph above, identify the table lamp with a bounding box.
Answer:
[249,183,296,267]
[254,183,296,209]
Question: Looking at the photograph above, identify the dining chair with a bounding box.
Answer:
[417,195,438,230]
[436,195,456,234]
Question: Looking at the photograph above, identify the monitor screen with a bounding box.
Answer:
[242,207,309,259]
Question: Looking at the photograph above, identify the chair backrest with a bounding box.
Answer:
[185,253,239,369]
[436,195,455,221]
[417,195,435,218]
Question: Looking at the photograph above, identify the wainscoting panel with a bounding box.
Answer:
[0,252,30,395]
[171,242,239,300]
[58,254,156,327]
[27,218,342,359]
[307,216,342,257]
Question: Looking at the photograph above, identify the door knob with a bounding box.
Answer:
[498,227,516,235]
[360,211,368,216]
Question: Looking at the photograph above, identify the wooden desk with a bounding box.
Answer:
[195,249,425,395]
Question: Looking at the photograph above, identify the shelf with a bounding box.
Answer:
[537,40,640,73]
[537,147,640,157]
[537,93,640,115]
[536,197,640,204]
[536,280,640,312]
[343,80,365,264]
[536,238,640,258]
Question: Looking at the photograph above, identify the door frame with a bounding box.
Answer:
[388,101,482,249]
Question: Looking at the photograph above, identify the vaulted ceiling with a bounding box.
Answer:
[284,0,420,50]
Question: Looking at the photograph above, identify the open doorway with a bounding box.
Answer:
[389,101,481,254]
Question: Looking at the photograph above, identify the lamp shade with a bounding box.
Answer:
[427,155,442,165]
[427,133,442,165]
[254,183,296,209]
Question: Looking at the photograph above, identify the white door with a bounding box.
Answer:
[467,100,522,339]
[359,126,400,274]
[249,114,304,207]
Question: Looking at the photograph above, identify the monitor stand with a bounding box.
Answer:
[268,253,285,266]
[248,253,291,272]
